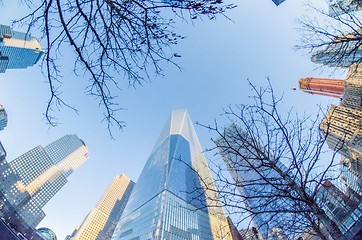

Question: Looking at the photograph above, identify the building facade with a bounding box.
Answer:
[341,159,362,194]
[342,64,362,111]
[319,104,362,162]
[271,0,286,6]
[311,31,362,68]
[0,24,43,73]
[112,110,232,240]
[317,180,362,238]
[328,0,362,17]
[72,174,135,240]
[9,134,89,228]
[215,125,307,239]
[0,105,7,131]
[299,77,344,98]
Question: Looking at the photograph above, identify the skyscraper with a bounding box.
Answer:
[0,104,8,131]
[215,125,298,239]
[72,174,135,240]
[9,134,89,227]
[319,104,362,162]
[112,110,231,240]
[341,64,362,111]
[311,31,362,68]
[341,159,362,194]
[0,141,31,222]
[328,0,362,17]
[299,77,344,98]
[0,24,43,73]
[271,0,286,6]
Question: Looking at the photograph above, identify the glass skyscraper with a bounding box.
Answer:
[9,134,89,227]
[112,109,231,240]
[0,24,43,73]
[272,0,286,6]
[0,104,8,131]
[216,125,295,239]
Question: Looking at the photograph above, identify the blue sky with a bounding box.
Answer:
[0,0,346,239]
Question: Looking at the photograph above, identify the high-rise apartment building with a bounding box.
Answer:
[72,174,134,240]
[112,110,232,240]
[319,105,362,162]
[0,24,43,73]
[0,105,8,131]
[9,134,89,227]
[299,77,344,98]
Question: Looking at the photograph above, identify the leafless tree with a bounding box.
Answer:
[195,80,351,240]
[297,1,362,69]
[12,0,235,135]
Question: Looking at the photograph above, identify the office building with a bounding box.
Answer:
[299,64,362,110]
[73,174,134,240]
[112,110,232,240]
[342,156,362,179]
[311,31,362,68]
[0,105,7,131]
[215,125,302,239]
[317,180,362,238]
[319,105,362,162]
[9,134,89,227]
[341,64,362,111]
[0,24,43,73]
[299,77,344,98]
[329,0,362,17]
[271,0,286,6]
[0,141,31,221]
[341,159,362,194]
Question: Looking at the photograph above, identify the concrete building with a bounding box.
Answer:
[319,105,362,162]
[341,64,362,111]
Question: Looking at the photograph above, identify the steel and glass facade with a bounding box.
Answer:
[271,0,286,6]
[0,105,7,131]
[216,126,298,239]
[0,24,43,73]
[112,110,230,240]
[9,134,89,227]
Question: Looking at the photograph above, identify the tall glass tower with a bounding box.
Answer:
[0,24,43,73]
[0,104,8,131]
[112,110,231,240]
[9,134,89,227]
